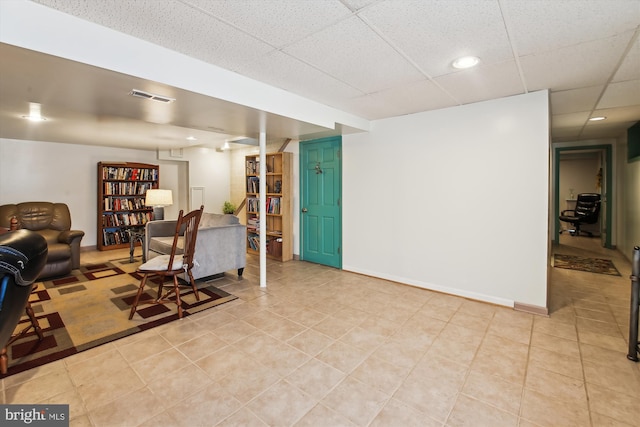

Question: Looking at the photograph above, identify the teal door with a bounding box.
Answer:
[300,136,342,268]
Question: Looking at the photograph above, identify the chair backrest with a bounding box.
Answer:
[166,205,204,271]
[574,193,601,224]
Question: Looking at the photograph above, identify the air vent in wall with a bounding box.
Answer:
[129,89,175,103]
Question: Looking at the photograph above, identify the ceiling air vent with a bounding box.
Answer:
[129,89,175,103]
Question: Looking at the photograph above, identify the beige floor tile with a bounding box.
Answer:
[69,414,92,427]
[533,316,578,341]
[286,328,334,356]
[590,411,637,427]
[447,394,518,426]
[217,360,281,403]
[137,411,180,427]
[582,359,640,397]
[88,386,162,427]
[217,408,269,426]
[166,382,242,427]
[349,355,410,395]
[527,345,584,380]
[213,319,259,343]
[316,340,370,374]
[158,317,209,345]
[146,363,212,401]
[393,373,459,423]
[370,398,443,427]
[462,370,523,415]
[176,331,228,361]
[587,382,640,424]
[530,330,581,358]
[525,365,587,405]
[116,333,172,364]
[286,358,345,400]
[195,345,255,380]
[77,366,145,411]
[321,376,389,426]
[520,388,590,427]
[5,369,75,404]
[248,380,317,426]
[131,347,192,384]
[253,341,311,377]
[293,403,356,427]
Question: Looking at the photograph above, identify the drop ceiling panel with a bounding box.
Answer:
[591,105,640,123]
[520,33,632,91]
[336,78,458,120]
[550,86,603,115]
[502,0,640,55]
[598,80,640,109]
[613,37,640,82]
[552,112,591,128]
[186,0,353,48]
[282,15,424,93]
[433,60,524,105]
[228,49,364,109]
[359,0,513,77]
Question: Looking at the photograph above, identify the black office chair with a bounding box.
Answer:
[559,193,601,236]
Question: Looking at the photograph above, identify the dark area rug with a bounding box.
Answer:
[553,254,621,276]
[1,258,237,378]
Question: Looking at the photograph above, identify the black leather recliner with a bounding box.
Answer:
[559,193,601,236]
[0,230,48,371]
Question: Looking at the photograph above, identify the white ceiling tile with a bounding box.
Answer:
[591,105,640,123]
[433,60,524,105]
[359,0,513,77]
[230,50,364,107]
[502,0,640,55]
[598,80,640,109]
[520,33,631,91]
[283,15,424,93]
[550,86,603,115]
[582,121,636,138]
[613,37,640,82]
[552,126,583,141]
[552,112,590,128]
[335,78,458,120]
[185,0,353,48]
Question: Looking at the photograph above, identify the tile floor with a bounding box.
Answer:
[2,236,639,426]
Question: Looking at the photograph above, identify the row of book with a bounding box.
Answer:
[102,229,134,246]
[102,212,152,227]
[103,182,154,196]
[103,197,149,211]
[102,166,158,181]
[247,177,259,193]
[246,197,281,214]
[246,159,259,175]
[247,232,260,251]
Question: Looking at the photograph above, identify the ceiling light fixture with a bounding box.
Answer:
[22,102,47,121]
[186,136,197,141]
[452,56,480,69]
[589,116,606,121]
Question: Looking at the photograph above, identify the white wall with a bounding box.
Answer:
[342,91,550,309]
[617,133,640,261]
[0,138,185,247]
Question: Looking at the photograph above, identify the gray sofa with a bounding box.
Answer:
[145,212,246,280]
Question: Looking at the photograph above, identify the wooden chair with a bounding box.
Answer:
[128,206,204,319]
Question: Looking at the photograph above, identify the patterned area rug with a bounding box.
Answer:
[553,254,621,276]
[1,257,237,377]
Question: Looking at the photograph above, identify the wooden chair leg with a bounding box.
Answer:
[0,347,8,375]
[187,269,200,301]
[24,301,44,341]
[172,275,183,319]
[129,274,149,319]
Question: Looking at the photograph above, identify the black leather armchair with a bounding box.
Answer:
[0,230,48,374]
[559,193,601,236]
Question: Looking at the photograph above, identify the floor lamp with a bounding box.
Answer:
[145,189,173,220]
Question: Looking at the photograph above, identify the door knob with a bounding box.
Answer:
[302,208,308,213]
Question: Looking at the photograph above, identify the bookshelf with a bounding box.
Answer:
[97,162,159,251]
[245,152,293,261]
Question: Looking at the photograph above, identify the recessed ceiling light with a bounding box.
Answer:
[186,136,197,141]
[589,116,606,121]
[22,102,47,121]
[452,56,480,69]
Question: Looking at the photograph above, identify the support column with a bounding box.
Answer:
[259,130,267,288]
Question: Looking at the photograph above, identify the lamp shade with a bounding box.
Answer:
[145,189,173,207]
